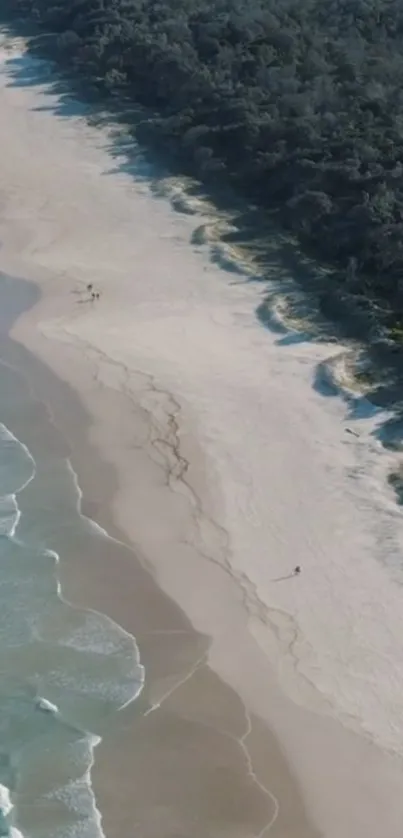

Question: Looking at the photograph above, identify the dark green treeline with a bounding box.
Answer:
[8,0,403,328]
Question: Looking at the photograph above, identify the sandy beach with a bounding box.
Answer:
[2,29,403,838]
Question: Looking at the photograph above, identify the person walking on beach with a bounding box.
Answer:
[293,565,301,576]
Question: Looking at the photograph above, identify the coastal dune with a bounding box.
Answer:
[1,32,403,838]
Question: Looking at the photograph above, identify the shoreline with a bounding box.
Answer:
[0,278,316,838]
[2,31,403,837]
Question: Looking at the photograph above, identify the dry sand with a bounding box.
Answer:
[1,30,403,838]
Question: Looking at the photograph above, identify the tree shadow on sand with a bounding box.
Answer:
[2,19,403,458]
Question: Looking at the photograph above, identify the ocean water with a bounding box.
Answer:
[0,357,145,838]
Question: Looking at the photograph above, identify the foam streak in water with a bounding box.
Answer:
[0,782,24,838]
[0,422,144,838]
[0,424,36,540]
[64,458,145,709]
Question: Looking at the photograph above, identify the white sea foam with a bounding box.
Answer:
[0,782,24,838]
[0,783,13,816]
[64,457,145,706]
[44,548,60,564]
[0,424,143,838]
[46,667,143,709]
[0,495,20,539]
[0,424,36,485]
[40,458,143,838]
[0,423,36,541]
[65,461,109,539]
[44,733,104,838]
[36,697,59,714]
[61,611,137,655]
[0,449,135,838]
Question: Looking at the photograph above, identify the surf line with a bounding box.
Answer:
[143,650,207,716]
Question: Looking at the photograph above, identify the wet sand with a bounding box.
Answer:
[0,281,317,838]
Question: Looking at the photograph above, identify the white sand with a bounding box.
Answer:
[2,32,403,837]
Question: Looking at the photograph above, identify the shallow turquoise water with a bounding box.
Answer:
[0,358,144,838]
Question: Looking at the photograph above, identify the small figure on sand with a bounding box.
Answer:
[76,284,101,305]
[345,427,360,438]
[86,283,100,300]
[293,565,301,576]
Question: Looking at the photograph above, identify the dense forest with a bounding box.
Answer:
[6,0,403,333]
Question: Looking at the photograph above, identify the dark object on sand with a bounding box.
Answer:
[87,283,93,292]
[294,565,301,575]
[345,428,359,438]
